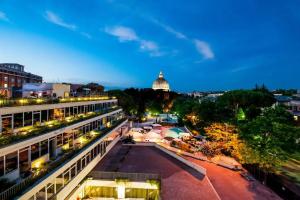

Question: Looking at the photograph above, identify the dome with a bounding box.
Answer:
[152,71,170,91]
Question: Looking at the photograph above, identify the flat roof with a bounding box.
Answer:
[92,143,219,200]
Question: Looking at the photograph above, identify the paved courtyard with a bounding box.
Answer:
[184,156,282,200]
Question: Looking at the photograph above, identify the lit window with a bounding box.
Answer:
[4,84,8,88]
[4,77,8,81]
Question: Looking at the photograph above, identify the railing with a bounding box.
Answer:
[0,118,127,200]
[0,95,116,108]
[0,107,121,148]
[88,171,161,182]
[0,176,31,200]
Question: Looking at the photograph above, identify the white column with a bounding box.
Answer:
[117,184,125,199]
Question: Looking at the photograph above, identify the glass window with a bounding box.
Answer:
[76,160,81,173]
[57,134,63,147]
[46,183,55,200]
[31,143,40,160]
[0,156,4,176]
[19,148,29,175]
[5,151,18,173]
[41,140,48,156]
[63,170,70,185]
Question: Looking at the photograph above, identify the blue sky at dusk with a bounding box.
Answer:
[0,0,299,92]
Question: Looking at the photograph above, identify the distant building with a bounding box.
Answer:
[274,94,292,106]
[70,83,105,97]
[152,71,170,91]
[22,83,70,98]
[0,63,42,98]
[296,90,300,98]
[187,91,205,98]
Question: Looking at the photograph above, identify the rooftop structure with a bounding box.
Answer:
[22,83,71,98]
[83,144,219,200]
[152,71,170,91]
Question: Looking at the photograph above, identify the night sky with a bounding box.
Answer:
[0,0,299,92]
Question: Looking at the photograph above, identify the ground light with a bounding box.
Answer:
[36,99,43,103]
[79,136,88,144]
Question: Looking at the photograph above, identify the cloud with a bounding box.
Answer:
[105,25,162,57]
[151,19,187,40]
[194,39,214,59]
[105,26,138,42]
[231,65,255,73]
[140,40,158,51]
[150,18,214,60]
[80,32,92,39]
[44,11,76,31]
[0,11,9,22]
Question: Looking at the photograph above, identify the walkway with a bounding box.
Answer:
[184,156,282,200]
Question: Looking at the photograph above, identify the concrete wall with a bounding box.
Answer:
[52,83,70,98]
[58,136,121,200]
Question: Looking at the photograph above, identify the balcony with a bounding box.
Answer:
[0,107,121,148]
[0,95,116,108]
[0,118,127,200]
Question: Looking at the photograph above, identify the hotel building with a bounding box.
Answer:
[0,63,43,98]
[0,95,127,199]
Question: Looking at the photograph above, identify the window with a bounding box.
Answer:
[4,83,8,88]
[0,157,4,176]
[31,143,40,160]
[41,140,48,156]
[5,151,18,173]
[4,76,8,82]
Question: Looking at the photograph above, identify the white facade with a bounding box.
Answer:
[22,83,70,98]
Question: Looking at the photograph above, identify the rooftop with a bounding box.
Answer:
[0,95,116,108]
[92,143,219,200]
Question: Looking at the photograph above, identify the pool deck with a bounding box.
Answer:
[92,143,219,200]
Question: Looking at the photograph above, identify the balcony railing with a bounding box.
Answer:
[0,95,116,108]
[0,107,121,148]
[88,171,161,183]
[0,118,127,200]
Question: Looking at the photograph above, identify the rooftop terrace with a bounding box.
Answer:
[0,107,121,148]
[92,143,219,200]
[0,95,116,108]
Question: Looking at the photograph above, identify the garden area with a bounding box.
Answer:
[0,107,120,147]
[0,96,114,107]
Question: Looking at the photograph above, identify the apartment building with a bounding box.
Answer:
[0,95,127,200]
